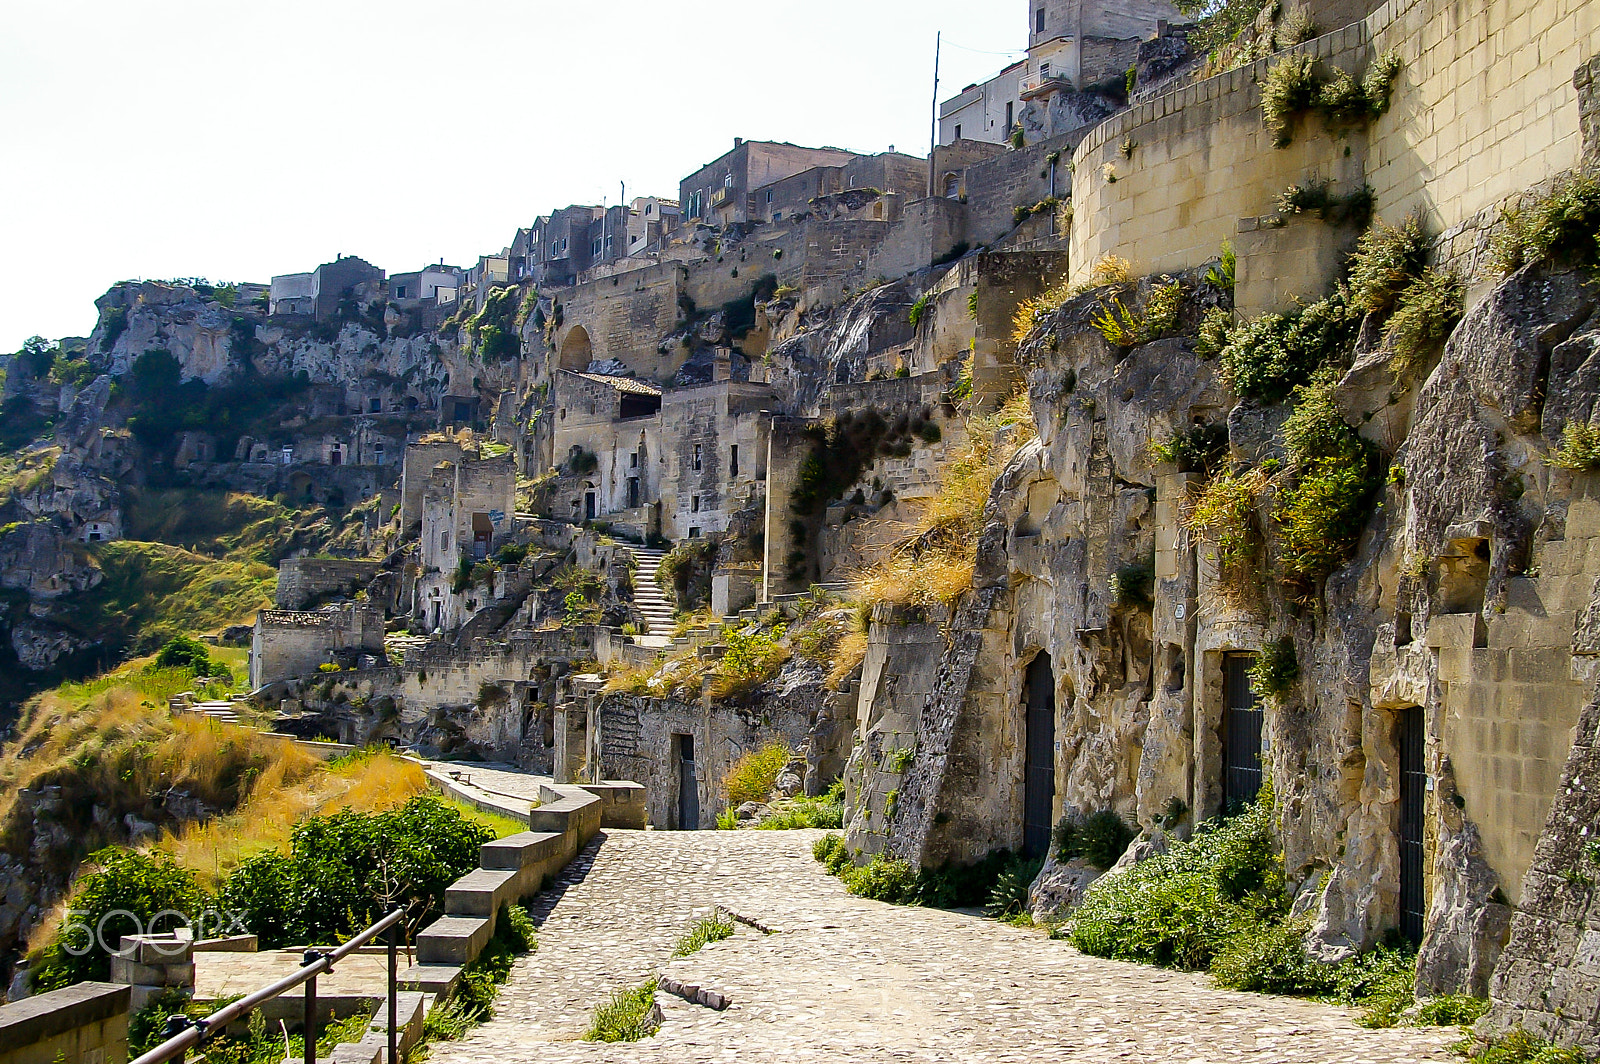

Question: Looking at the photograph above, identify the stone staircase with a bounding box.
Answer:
[629,547,676,644]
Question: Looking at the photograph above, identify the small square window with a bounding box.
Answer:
[688,526,702,539]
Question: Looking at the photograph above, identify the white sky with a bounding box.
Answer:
[0,1,1023,353]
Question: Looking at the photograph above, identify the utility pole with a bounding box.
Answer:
[927,31,941,201]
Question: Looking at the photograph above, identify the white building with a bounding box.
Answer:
[939,0,1180,147]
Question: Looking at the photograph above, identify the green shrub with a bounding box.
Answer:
[1261,54,1320,146]
[152,634,223,676]
[128,988,195,1056]
[1471,1028,1588,1063]
[813,832,853,875]
[1091,280,1182,347]
[725,740,791,807]
[1184,467,1266,572]
[1277,180,1375,228]
[585,980,659,1042]
[671,913,735,958]
[1204,242,1237,291]
[1054,810,1138,869]
[1415,994,1490,1027]
[1348,214,1430,314]
[1493,171,1600,271]
[713,624,790,699]
[758,781,845,829]
[1210,921,1336,994]
[985,855,1044,918]
[1549,422,1600,471]
[1275,370,1380,581]
[1217,290,1361,403]
[1386,269,1464,379]
[1071,785,1285,970]
[219,796,491,948]
[31,848,205,990]
[908,293,932,328]
[1149,423,1229,475]
[841,854,921,903]
[1248,637,1299,702]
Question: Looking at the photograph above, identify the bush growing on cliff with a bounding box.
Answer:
[1549,421,1600,472]
[1348,214,1430,314]
[1247,637,1300,702]
[1053,810,1137,869]
[1149,423,1230,475]
[31,848,206,989]
[1216,290,1362,403]
[1386,268,1464,379]
[1275,370,1380,583]
[1184,467,1267,573]
[1490,171,1600,274]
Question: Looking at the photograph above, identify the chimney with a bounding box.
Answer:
[734,137,744,148]
[713,347,733,381]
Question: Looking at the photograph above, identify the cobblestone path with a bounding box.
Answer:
[429,830,1457,1064]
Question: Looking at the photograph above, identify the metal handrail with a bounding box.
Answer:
[128,908,407,1064]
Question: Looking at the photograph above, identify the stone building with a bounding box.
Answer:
[679,140,862,228]
[547,369,775,542]
[249,606,386,689]
[268,255,386,321]
[413,453,517,633]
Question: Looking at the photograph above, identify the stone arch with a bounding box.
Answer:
[559,325,593,371]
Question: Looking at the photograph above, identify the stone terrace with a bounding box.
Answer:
[430,831,1456,1064]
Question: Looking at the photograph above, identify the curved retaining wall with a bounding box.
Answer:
[1068,0,1595,308]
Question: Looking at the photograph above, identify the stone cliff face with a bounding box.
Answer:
[859,256,1600,1000]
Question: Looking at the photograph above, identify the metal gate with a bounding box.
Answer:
[1398,706,1427,944]
[1023,654,1056,858]
[1223,653,1264,811]
[677,734,699,831]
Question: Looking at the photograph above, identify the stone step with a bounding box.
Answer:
[416,916,492,966]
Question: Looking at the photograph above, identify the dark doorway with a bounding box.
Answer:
[1397,706,1427,945]
[472,512,493,561]
[584,491,597,521]
[1223,653,1264,811]
[676,733,699,830]
[627,477,640,509]
[1023,653,1056,859]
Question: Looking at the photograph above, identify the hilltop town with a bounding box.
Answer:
[2,0,1600,1060]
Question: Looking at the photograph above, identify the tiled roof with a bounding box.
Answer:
[575,372,663,397]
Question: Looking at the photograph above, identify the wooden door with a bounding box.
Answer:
[1223,653,1264,812]
[1023,654,1056,858]
[1397,706,1427,944]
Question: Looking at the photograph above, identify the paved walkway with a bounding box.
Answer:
[429,831,1457,1064]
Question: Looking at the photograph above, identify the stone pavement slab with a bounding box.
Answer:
[428,830,1457,1064]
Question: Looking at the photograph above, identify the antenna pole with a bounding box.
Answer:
[927,31,942,200]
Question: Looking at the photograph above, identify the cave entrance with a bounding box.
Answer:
[675,733,699,830]
[1223,652,1264,812]
[1397,705,1427,944]
[1023,652,1056,859]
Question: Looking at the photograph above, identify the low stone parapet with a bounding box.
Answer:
[0,981,130,1064]
[579,781,649,829]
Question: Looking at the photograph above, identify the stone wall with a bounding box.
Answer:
[1069,0,1596,300]
[275,558,382,610]
[597,692,814,829]
[1483,685,1600,1055]
[0,982,129,1064]
[249,607,386,688]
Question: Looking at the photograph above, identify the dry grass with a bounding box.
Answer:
[848,387,1037,615]
[826,626,870,689]
[158,747,428,887]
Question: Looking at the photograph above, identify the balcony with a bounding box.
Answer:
[710,187,735,209]
[1019,73,1071,99]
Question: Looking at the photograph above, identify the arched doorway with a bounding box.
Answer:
[559,325,593,371]
[1023,653,1056,858]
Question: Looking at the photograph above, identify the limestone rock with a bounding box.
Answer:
[1028,854,1103,920]
[1416,818,1512,998]
[9,621,95,671]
